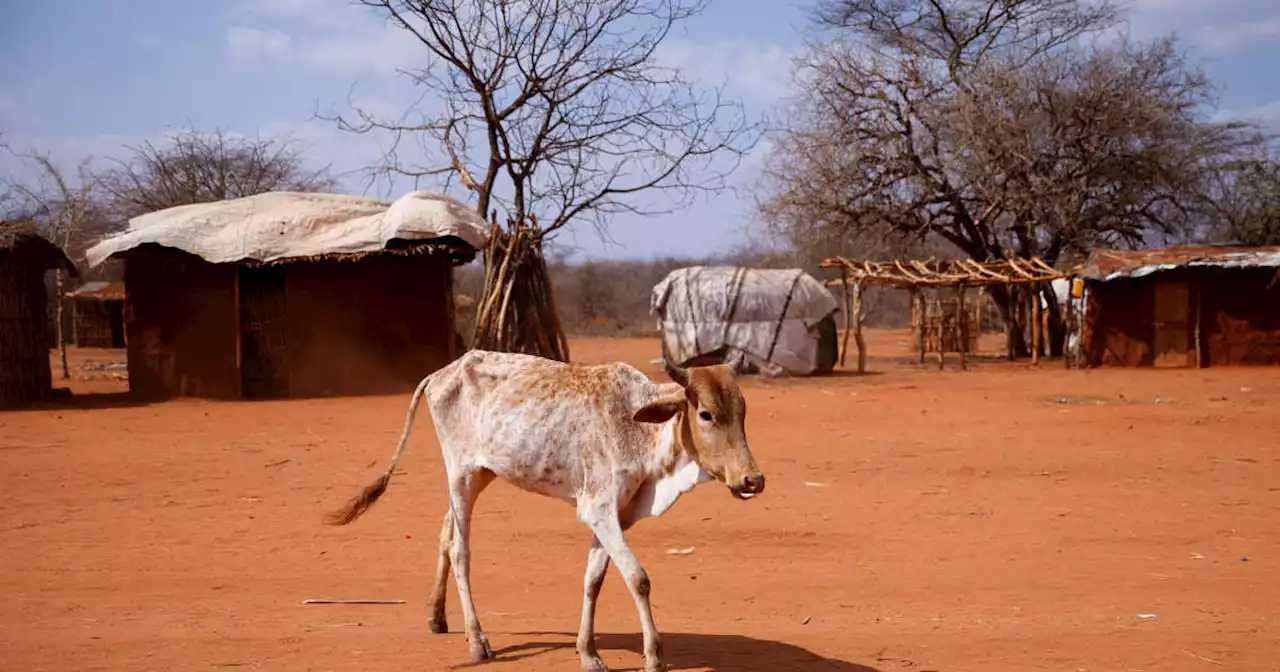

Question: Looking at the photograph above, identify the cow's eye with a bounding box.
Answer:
[698,410,714,422]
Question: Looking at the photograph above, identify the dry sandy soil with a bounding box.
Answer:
[2,331,1277,671]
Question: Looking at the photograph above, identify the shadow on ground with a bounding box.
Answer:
[463,631,887,671]
[3,391,152,412]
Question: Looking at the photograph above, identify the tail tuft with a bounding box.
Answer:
[324,473,391,526]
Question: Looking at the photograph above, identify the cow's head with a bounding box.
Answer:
[634,362,765,500]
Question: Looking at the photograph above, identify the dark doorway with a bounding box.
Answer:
[1152,280,1192,368]
[238,266,290,398]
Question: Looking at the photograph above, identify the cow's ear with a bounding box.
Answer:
[633,392,686,424]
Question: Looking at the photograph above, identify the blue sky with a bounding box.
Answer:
[2,0,1278,260]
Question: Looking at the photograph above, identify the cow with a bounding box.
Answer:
[326,350,766,672]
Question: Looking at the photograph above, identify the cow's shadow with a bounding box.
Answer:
[471,631,887,671]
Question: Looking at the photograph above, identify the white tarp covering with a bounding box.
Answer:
[651,266,839,377]
[85,190,491,267]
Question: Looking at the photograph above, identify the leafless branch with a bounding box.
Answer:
[93,124,339,220]
[321,0,763,240]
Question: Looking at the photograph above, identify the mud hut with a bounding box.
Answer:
[68,281,126,348]
[651,266,839,377]
[1,224,78,406]
[84,190,491,400]
[1072,246,1280,368]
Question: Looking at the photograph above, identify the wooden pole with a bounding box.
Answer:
[935,294,945,371]
[839,268,852,368]
[1006,285,1017,361]
[1193,277,1203,368]
[233,268,242,398]
[1031,283,1041,365]
[957,284,968,371]
[1064,283,1073,369]
[1041,290,1051,360]
[853,279,866,374]
[913,288,926,364]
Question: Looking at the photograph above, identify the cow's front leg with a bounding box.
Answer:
[576,535,612,672]
[583,510,664,672]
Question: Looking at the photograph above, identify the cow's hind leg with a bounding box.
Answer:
[583,510,664,672]
[447,467,496,662]
[427,509,453,634]
[576,536,612,672]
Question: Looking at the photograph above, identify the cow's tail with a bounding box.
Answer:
[325,374,433,526]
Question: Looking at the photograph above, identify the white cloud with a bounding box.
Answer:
[1118,0,1280,52]
[1216,99,1280,128]
[658,38,796,103]
[227,0,418,77]
[1200,18,1280,52]
[226,26,293,62]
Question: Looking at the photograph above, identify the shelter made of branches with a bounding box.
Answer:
[820,256,1070,371]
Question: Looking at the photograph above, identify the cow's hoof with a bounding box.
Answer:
[580,655,609,672]
[644,660,667,672]
[428,617,448,634]
[469,636,494,662]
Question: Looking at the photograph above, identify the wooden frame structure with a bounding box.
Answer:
[819,256,1070,371]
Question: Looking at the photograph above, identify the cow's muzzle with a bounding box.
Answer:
[729,474,766,500]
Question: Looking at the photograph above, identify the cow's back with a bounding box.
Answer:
[423,350,667,500]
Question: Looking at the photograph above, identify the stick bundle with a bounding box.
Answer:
[470,217,570,362]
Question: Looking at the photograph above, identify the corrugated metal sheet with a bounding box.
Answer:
[69,281,125,301]
[1078,246,1280,282]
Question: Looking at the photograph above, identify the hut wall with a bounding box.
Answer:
[1199,268,1280,366]
[1083,267,1280,368]
[0,260,54,406]
[1082,276,1157,367]
[123,250,240,399]
[281,252,455,397]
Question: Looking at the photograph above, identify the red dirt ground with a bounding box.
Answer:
[2,331,1277,671]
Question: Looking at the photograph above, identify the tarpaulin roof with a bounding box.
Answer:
[651,266,839,376]
[85,190,491,268]
[1078,246,1280,281]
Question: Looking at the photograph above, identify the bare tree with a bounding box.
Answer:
[327,0,760,360]
[95,125,339,219]
[1205,155,1280,246]
[760,0,1256,356]
[3,148,99,379]
[329,0,760,239]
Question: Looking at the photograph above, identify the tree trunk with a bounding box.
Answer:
[989,284,1030,358]
[54,269,69,379]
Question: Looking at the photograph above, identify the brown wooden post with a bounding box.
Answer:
[1193,276,1204,368]
[1041,291,1051,359]
[839,267,852,368]
[853,279,867,374]
[1006,284,1017,361]
[936,294,945,371]
[232,267,243,398]
[1031,282,1041,365]
[957,283,968,371]
[914,288,926,364]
